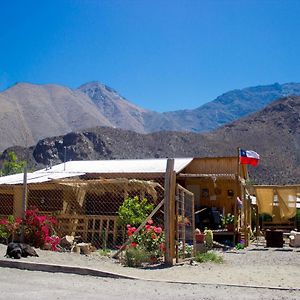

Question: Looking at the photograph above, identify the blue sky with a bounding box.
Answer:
[1,0,300,112]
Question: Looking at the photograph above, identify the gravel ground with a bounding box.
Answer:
[1,242,299,290]
[1,268,299,300]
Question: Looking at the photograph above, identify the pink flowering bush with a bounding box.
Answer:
[0,209,60,251]
[24,208,60,250]
[126,219,165,260]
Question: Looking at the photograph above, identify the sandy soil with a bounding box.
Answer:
[1,242,299,290]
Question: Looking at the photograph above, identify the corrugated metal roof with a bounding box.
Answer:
[0,158,193,185]
[38,158,193,174]
[0,171,85,185]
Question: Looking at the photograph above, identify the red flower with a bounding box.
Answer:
[159,243,166,252]
[127,226,136,237]
[147,219,153,225]
[0,219,8,225]
[151,233,157,240]
[154,227,162,234]
[130,242,138,248]
[45,235,61,251]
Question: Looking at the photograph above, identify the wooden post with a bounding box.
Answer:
[191,192,196,257]
[13,186,23,218]
[21,164,28,242]
[164,158,175,265]
[169,170,176,260]
[243,192,248,246]
[255,204,260,239]
[175,185,179,263]
[233,148,240,245]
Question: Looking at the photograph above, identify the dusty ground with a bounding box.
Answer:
[1,240,299,290]
[1,268,299,300]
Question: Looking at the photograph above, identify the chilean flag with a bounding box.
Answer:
[239,149,260,166]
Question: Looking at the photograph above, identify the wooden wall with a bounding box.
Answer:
[183,177,240,214]
[182,157,247,179]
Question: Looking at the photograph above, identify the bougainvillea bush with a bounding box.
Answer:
[24,208,60,250]
[124,219,165,266]
[0,209,60,251]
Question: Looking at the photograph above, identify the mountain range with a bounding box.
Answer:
[1,95,299,185]
[1,81,300,151]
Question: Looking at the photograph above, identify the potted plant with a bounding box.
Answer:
[221,213,235,232]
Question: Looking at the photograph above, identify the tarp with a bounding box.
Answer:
[255,188,274,216]
[254,186,298,220]
[277,188,297,219]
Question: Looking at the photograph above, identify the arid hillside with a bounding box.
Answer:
[1,81,300,152]
[1,95,299,184]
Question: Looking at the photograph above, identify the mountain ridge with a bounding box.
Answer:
[1,95,299,185]
[1,81,300,151]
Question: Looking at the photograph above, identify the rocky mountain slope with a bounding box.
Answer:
[161,82,300,132]
[0,83,113,151]
[206,95,300,184]
[1,95,299,185]
[77,82,149,133]
[1,81,300,152]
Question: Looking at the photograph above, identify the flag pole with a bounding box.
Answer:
[237,147,241,177]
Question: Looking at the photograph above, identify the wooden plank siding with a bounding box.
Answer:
[181,157,247,179]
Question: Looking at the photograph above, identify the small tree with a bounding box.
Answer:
[0,151,26,176]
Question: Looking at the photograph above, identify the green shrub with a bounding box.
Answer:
[195,251,223,264]
[123,247,151,267]
[118,196,154,228]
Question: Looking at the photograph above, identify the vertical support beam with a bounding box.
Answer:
[243,195,248,246]
[233,175,238,245]
[191,193,196,257]
[62,188,72,214]
[175,185,179,263]
[233,147,240,245]
[255,204,259,239]
[164,158,175,265]
[169,170,176,260]
[13,186,23,218]
[243,197,246,245]
[21,164,28,242]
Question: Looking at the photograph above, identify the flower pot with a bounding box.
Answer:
[149,256,158,264]
[226,224,235,232]
[195,233,205,243]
